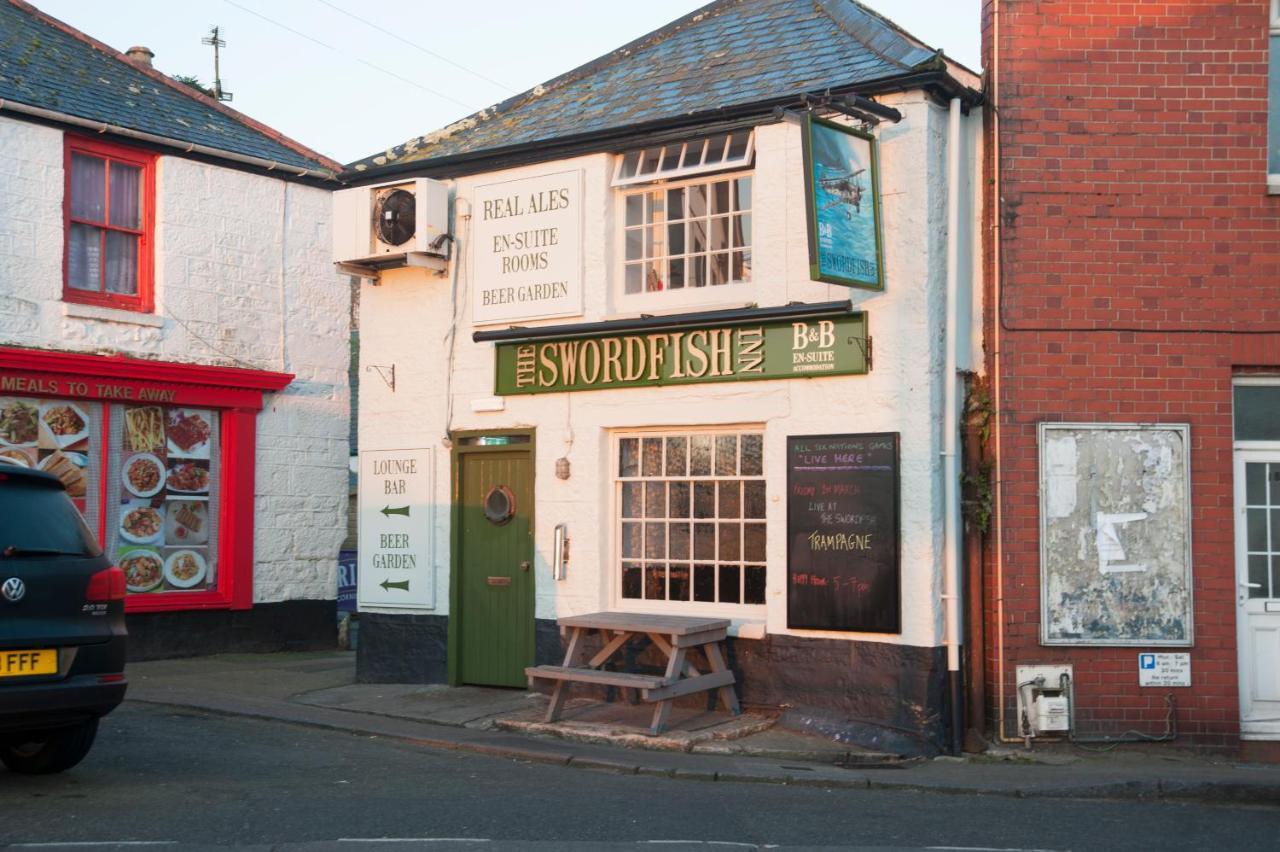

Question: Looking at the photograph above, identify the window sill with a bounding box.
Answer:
[730,620,766,640]
[62,302,164,328]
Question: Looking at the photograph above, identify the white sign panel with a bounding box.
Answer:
[473,170,583,325]
[358,448,434,609]
[1138,652,1191,687]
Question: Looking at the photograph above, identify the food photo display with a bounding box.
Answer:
[0,396,96,516]
[112,404,218,595]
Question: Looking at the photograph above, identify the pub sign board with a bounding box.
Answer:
[787,433,900,633]
[802,115,884,291]
[473,170,584,325]
[358,448,435,610]
[494,313,869,395]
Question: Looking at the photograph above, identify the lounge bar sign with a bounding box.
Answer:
[494,313,869,395]
[358,448,434,610]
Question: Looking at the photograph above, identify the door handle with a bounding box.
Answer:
[520,561,531,572]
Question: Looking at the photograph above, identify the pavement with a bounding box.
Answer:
[124,650,1280,806]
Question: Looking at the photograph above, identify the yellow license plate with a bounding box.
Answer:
[0,649,57,677]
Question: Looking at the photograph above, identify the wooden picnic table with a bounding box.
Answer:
[525,611,741,735]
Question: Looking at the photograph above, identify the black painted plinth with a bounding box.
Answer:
[126,599,337,662]
[355,613,449,683]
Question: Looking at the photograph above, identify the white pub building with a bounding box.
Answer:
[342,0,983,752]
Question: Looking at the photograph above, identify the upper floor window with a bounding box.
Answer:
[613,130,754,186]
[1270,2,1280,190]
[64,137,155,312]
[614,131,755,310]
[621,174,753,296]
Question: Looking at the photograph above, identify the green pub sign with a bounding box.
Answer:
[494,313,869,395]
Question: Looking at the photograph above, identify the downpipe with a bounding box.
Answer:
[942,95,964,756]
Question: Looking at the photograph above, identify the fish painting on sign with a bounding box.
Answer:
[802,115,884,290]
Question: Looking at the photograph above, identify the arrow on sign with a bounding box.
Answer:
[381,505,410,518]
[380,579,410,592]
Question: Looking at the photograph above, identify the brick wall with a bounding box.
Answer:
[983,0,1280,749]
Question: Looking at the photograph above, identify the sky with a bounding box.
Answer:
[33,1,981,166]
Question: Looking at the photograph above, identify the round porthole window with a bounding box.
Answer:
[483,485,516,526]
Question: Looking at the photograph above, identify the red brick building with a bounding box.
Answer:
[980,0,1280,759]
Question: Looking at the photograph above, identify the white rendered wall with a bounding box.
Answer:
[0,115,349,603]
[358,94,982,650]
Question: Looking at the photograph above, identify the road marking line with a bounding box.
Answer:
[337,840,491,844]
[927,847,1065,852]
[8,839,177,844]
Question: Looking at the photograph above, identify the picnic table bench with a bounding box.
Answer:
[525,611,741,735]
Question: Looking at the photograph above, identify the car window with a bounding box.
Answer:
[0,475,101,557]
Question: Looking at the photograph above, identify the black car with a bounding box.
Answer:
[0,465,127,774]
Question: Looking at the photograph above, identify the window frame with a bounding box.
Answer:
[611,130,755,187]
[62,135,157,313]
[610,426,768,620]
[614,169,758,315]
[1270,1,1280,193]
[0,345,293,613]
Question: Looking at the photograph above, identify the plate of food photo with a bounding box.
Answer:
[166,409,212,459]
[119,548,164,593]
[119,502,164,545]
[0,398,40,448]
[123,453,166,498]
[123,406,166,453]
[38,451,88,499]
[0,447,34,467]
[39,401,89,449]
[167,460,210,495]
[163,550,207,589]
[165,500,209,546]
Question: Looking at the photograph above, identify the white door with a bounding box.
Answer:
[1236,451,1280,738]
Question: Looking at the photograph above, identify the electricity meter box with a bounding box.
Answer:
[1015,664,1073,737]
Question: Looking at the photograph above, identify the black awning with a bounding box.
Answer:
[472,300,855,344]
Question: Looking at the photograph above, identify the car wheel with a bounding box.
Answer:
[0,718,99,775]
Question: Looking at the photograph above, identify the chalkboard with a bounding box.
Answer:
[787,433,900,633]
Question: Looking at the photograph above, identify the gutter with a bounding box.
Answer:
[344,70,983,185]
[0,99,339,182]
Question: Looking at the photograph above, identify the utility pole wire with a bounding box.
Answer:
[313,0,517,94]
[222,0,476,111]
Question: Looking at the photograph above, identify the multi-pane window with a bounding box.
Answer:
[64,137,153,311]
[1271,2,1280,185]
[617,431,766,606]
[1244,461,1280,599]
[613,130,754,186]
[622,175,752,295]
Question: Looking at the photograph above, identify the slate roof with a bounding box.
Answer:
[0,0,339,174]
[347,0,965,174]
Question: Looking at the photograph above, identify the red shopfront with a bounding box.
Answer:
[0,347,291,614]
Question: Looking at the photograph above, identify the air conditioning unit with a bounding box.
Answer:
[332,178,450,274]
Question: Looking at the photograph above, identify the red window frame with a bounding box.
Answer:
[0,346,293,613]
[62,135,157,313]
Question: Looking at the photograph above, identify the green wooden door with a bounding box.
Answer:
[456,448,534,687]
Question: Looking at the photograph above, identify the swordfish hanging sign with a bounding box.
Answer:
[493,312,869,395]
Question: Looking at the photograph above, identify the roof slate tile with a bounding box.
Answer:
[346,0,941,173]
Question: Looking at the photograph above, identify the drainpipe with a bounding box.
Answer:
[942,95,964,756]
[989,0,1022,746]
